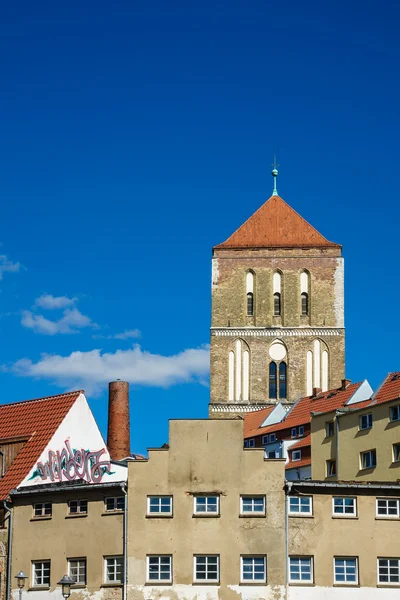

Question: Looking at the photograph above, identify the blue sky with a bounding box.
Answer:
[1,0,399,454]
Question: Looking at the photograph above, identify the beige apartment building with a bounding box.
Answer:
[127,418,287,600]
[311,372,400,481]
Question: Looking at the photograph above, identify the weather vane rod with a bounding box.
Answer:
[271,151,279,196]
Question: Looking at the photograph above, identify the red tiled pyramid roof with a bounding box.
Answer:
[371,372,400,406]
[286,456,311,470]
[0,391,81,500]
[215,195,341,249]
[243,406,275,438]
[289,434,311,450]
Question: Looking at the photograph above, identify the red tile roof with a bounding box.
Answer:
[371,372,400,406]
[215,195,340,249]
[289,434,311,450]
[286,456,312,470]
[243,406,275,438]
[0,391,81,500]
[243,382,364,439]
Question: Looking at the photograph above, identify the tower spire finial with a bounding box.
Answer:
[271,150,279,196]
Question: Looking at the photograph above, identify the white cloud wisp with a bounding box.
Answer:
[9,344,210,394]
[21,307,94,335]
[35,294,77,309]
[0,255,21,280]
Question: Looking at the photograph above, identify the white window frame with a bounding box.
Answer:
[360,449,376,469]
[104,556,124,583]
[105,497,125,512]
[193,495,219,515]
[147,496,173,516]
[376,498,400,518]
[289,556,313,583]
[393,443,400,463]
[244,438,255,448]
[240,556,266,583]
[326,460,336,477]
[326,421,334,438]
[240,495,266,515]
[334,557,358,585]
[291,428,297,438]
[262,435,268,445]
[377,557,400,586]
[33,502,52,518]
[146,555,172,583]
[32,561,51,587]
[68,500,88,515]
[390,405,400,422]
[269,433,276,443]
[288,496,312,516]
[332,497,357,517]
[359,413,372,430]
[193,555,219,583]
[68,558,87,585]
[298,425,304,436]
[292,450,301,462]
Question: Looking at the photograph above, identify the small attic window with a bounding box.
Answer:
[391,374,400,381]
[327,392,337,399]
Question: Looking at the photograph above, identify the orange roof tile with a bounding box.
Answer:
[289,434,311,450]
[243,406,275,438]
[371,372,400,406]
[215,195,340,249]
[0,391,81,500]
[286,456,311,470]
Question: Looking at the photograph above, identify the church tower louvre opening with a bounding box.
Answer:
[209,168,345,418]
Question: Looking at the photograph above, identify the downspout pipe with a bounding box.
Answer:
[3,500,12,600]
[121,483,127,600]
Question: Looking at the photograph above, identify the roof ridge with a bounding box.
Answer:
[0,390,83,410]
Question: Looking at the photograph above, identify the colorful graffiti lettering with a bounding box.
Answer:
[31,440,111,484]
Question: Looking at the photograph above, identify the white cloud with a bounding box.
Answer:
[21,307,94,335]
[9,344,210,394]
[93,329,141,340]
[0,255,20,280]
[35,294,77,309]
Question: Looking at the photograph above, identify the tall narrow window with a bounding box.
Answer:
[300,271,310,316]
[269,362,277,399]
[273,272,282,316]
[279,362,287,399]
[247,293,254,316]
[246,271,254,316]
[301,293,309,316]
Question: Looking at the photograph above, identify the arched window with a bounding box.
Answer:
[301,292,309,316]
[274,293,281,316]
[247,293,254,316]
[269,362,277,399]
[279,362,287,399]
[246,271,255,316]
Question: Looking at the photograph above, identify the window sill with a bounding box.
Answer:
[288,582,314,586]
[30,517,52,522]
[145,581,172,586]
[192,514,220,518]
[65,514,88,519]
[333,583,359,587]
[146,514,173,519]
[375,516,400,520]
[28,587,50,591]
[100,583,123,588]
[239,514,266,518]
[192,581,220,586]
[239,581,267,585]
[332,515,358,520]
[289,514,314,518]
[101,511,124,517]
[377,584,400,588]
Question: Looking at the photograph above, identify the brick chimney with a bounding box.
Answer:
[312,387,322,398]
[107,381,130,461]
[341,379,352,390]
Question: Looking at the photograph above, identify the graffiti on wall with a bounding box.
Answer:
[29,439,112,484]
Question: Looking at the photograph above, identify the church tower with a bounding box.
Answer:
[209,168,345,417]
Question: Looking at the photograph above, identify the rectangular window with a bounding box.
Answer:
[393,443,400,463]
[262,435,268,445]
[376,498,400,518]
[68,559,86,585]
[104,557,124,583]
[240,496,266,515]
[33,503,52,518]
[147,496,173,516]
[240,556,266,583]
[334,557,358,584]
[378,558,400,585]
[333,497,357,516]
[291,428,297,438]
[390,405,400,422]
[268,451,277,459]
[68,500,88,515]
[269,433,276,443]
[326,460,336,477]
[326,421,334,437]
[289,496,312,515]
[194,495,219,515]
[244,439,255,448]
[298,425,304,436]
[292,450,301,461]
[105,497,125,512]
[32,561,50,587]
[289,557,313,583]
[360,449,376,469]
[360,413,372,430]
[194,555,219,583]
[146,556,172,583]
